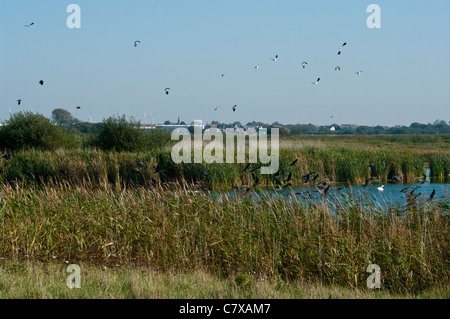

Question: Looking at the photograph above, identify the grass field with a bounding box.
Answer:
[0,135,449,299]
[1,262,448,299]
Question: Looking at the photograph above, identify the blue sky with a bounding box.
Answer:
[1,0,449,126]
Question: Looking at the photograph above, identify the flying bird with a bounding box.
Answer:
[271,55,278,62]
[316,185,331,195]
[214,107,220,111]
[337,42,347,55]
[355,71,363,75]
[39,80,44,86]
[164,88,170,95]
[134,40,141,47]
[311,78,320,85]
[335,66,341,71]
[330,114,338,119]
[17,99,22,105]
[76,106,81,110]
[24,22,34,27]
[254,65,259,69]
[428,189,436,201]
[232,105,237,112]
[301,62,308,69]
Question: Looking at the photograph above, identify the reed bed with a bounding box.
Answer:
[1,181,448,294]
[0,147,449,189]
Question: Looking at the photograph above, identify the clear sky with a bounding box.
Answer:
[1,0,449,126]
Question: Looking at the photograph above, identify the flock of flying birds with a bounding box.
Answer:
[8,24,440,202]
[15,22,364,120]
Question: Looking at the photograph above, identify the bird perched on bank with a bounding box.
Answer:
[201,170,209,177]
[154,165,163,174]
[420,174,428,184]
[252,174,260,187]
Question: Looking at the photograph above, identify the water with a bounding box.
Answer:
[216,181,450,209]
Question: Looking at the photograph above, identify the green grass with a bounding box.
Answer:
[1,262,447,299]
[1,143,449,189]
[0,182,448,295]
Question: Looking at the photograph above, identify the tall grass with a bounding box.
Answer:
[1,182,448,294]
[1,147,449,189]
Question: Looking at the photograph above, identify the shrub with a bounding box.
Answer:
[0,112,69,151]
[92,115,170,152]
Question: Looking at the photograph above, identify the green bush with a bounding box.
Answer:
[0,112,70,151]
[92,115,170,152]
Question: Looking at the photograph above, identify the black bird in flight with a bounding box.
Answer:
[76,106,81,110]
[39,80,44,86]
[17,99,22,105]
[285,172,293,182]
[302,172,315,183]
[427,189,436,201]
[242,163,251,172]
[164,88,170,95]
[233,105,237,112]
[24,22,34,27]
[316,185,331,195]
[337,42,347,55]
[311,78,320,85]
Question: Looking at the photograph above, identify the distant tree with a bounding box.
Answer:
[164,120,172,125]
[52,108,78,126]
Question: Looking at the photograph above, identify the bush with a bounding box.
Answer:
[92,115,170,152]
[0,112,70,151]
